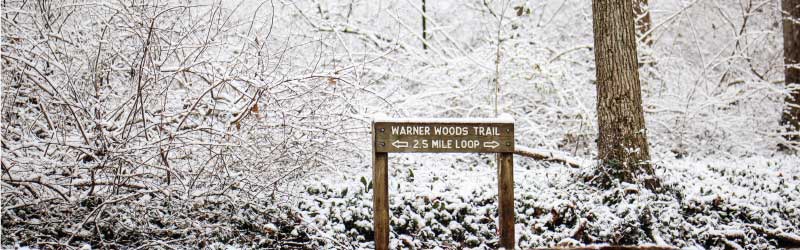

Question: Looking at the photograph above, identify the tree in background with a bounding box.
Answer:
[422,0,429,50]
[591,0,659,190]
[782,0,800,148]
[633,0,653,46]
[632,0,654,67]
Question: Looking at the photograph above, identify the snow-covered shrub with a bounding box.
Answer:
[3,0,798,248]
[285,0,792,157]
[297,155,799,249]
[1,1,365,247]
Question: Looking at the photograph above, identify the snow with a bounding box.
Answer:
[2,0,799,249]
[373,113,515,124]
[295,154,800,249]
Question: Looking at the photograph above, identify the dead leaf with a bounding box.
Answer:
[251,103,259,113]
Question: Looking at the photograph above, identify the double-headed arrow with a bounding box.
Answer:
[392,140,499,149]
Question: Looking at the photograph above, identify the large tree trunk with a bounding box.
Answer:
[781,0,800,146]
[592,0,658,189]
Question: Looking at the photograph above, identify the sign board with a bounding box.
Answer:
[370,115,516,250]
[373,121,514,153]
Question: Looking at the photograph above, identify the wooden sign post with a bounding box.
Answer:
[371,116,515,249]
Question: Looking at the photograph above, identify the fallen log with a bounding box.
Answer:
[748,224,800,248]
[514,145,585,168]
[533,246,678,250]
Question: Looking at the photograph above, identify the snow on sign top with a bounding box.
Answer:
[372,114,515,153]
[372,113,515,124]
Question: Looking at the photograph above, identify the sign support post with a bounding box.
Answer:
[372,121,390,250]
[497,152,515,248]
[371,116,515,249]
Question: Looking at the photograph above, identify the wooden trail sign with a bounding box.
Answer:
[373,121,514,153]
[371,115,516,249]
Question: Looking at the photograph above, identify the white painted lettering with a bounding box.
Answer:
[392,126,432,136]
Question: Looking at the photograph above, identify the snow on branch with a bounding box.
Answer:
[373,113,515,123]
[514,145,585,168]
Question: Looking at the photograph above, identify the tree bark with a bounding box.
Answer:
[421,0,428,50]
[781,0,800,146]
[592,0,658,189]
[632,0,653,46]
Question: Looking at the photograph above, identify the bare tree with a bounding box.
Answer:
[591,0,659,189]
[422,0,429,50]
[782,0,800,148]
[1,1,364,247]
[633,0,653,46]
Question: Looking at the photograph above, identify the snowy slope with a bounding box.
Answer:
[298,154,800,249]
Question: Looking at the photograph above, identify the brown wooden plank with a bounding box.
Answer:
[374,122,514,153]
[372,152,389,250]
[497,153,515,249]
[372,122,390,250]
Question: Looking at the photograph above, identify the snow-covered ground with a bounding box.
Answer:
[3,0,799,249]
[297,154,800,249]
